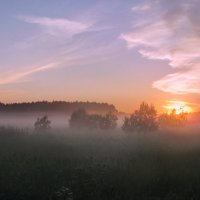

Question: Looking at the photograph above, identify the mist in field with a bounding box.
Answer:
[1,124,200,200]
[0,102,199,200]
[0,112,70,129]
[1,105,200,200]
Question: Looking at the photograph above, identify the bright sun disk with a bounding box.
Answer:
[163,100,192,114]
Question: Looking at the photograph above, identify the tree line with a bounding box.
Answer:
[34,102,188,132]
[0,101,117,114]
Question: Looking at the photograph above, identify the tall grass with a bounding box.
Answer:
[0,127,200,199]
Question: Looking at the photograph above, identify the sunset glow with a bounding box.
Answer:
[0,0,200,113]
[2,1,200,199]
[163,101,193,115]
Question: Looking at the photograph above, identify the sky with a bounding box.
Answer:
[0,0,200,113]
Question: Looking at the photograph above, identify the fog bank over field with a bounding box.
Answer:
[0,112,124,129]
[0,112,70,129]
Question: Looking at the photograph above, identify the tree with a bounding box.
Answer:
[87,114,103,129]
[122,102,158,133]
[34,116,51,131]
[100,111,118,130]
[69,109,88,128]
[69,109,118,130]
[159,109,187,127]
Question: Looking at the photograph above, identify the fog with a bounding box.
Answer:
[1,118,200,199]
[0,112,126,130]
[0,112,70,129]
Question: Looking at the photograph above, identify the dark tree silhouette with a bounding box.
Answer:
[69,109,88,128]
[0,101,117,114]
[87,114,103,129]
[122,102,158,133]
[69,109,118,130]
[34,116,51,131]
[100,111,118,130]
[159,109,188,127]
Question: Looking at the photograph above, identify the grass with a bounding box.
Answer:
[0,127,200,199]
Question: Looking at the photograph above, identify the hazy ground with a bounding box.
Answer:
[1,126,200,199]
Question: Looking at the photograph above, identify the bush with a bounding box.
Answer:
[122,102,158,133]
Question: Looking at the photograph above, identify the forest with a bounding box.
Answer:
[0,101,117,114]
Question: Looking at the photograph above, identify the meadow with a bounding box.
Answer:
[1,126,200,200]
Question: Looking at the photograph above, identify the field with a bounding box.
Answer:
[0,127,200,200]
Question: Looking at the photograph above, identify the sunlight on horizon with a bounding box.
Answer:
[163,100,193,114]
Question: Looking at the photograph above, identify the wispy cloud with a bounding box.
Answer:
[0,4,127,87]
[132,2,152,12]
[0,14,113,85]
[121,0,200,94]
[0,62,59,85]
[0,38,113,85]
[153,69,200,94]
[18,15,92,37]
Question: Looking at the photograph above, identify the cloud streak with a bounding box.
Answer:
[18,15,92,37]
[0,62,59,85]
[0,14,111,86]
[132,2,152,12]
[0,38,112,85]
[121,0,200,94]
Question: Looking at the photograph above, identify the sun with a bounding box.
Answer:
[163,100,193,114]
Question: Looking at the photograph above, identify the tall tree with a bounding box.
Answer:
[122,102,158,133]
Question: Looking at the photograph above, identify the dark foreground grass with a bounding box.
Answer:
[0,127,200,199]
